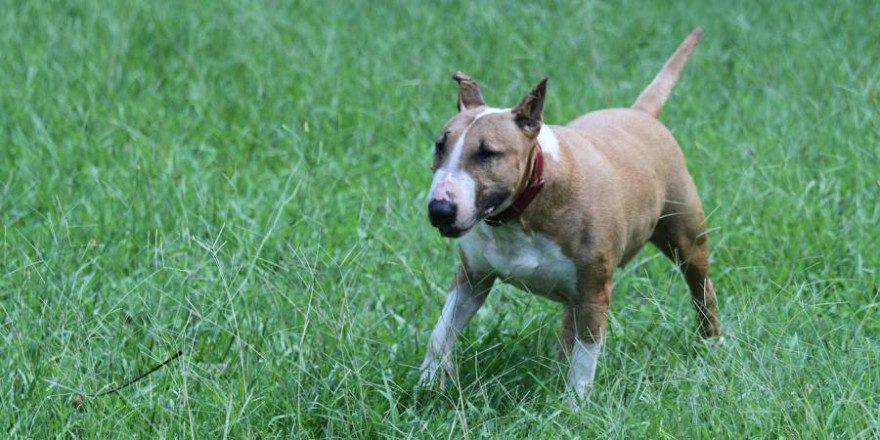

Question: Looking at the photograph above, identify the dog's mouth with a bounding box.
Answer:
[437,227,467,238]
[436,205,496,238]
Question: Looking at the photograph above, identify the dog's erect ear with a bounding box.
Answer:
[453,71,486,112]
[512,78,548,137]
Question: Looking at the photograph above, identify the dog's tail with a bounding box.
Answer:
[631,28,702,117]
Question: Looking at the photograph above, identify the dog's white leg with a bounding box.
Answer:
[563,277,611,408]
[418,271,492,389]
[565,338,601,402]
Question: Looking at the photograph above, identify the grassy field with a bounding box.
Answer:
[2,0,878,438]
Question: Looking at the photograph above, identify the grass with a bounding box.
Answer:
[1,0,878,438]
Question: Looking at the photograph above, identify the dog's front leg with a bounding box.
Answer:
[563,277,612,405]
[418,264,494,389]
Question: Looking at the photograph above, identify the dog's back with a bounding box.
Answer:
[552,29,704,266]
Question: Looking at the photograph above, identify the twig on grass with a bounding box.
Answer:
[93,349,184,397]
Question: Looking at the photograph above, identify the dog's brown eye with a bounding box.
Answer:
[474,141,501,164]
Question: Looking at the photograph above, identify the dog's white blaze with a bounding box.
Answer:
[459,222,577,302]
[428,107,511,229]
[446,131,467,173]
[566,339,601,399]
[537,125,561,161]
[429,129,476,227]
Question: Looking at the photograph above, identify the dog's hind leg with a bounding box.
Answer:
[651,196,721,338]
[418,265,495,389]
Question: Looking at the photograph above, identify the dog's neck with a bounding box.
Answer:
[484,134,547,226]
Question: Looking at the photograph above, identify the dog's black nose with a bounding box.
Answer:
[428,199,458,228]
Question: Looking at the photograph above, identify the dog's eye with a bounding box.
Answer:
[474,141,501,164]
[434,133,448,158]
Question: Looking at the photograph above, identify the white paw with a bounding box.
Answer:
[563,392,584,410]
[564,339,599,408]
[417,356,452,390]
[703,334,726,348]
[563,381,593,410]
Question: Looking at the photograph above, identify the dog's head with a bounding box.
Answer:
[427,72,548,238]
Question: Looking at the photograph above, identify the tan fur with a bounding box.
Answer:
[531,109,720,344]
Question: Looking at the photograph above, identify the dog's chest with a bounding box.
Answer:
[459,224,577,302]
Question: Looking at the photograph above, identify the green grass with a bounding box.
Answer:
[1,0,878,438]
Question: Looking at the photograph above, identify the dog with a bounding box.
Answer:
[418,29,721,402]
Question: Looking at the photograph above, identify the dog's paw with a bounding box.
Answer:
[563,374,595,410]
[562,390,589,411]
[416,356,451,391]
[416,365,441,390]
[701,334,727,348]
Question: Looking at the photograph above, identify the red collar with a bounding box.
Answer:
[484,142,546,227]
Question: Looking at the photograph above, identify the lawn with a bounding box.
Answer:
[1,0,878,438]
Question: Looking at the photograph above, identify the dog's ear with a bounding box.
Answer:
[512,78,548,137]
[453,71,486,111]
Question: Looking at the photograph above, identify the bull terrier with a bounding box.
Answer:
[418,29,721,403]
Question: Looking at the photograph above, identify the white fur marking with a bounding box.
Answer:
[537,125,561,161]
[459,223,577,301]
[474,107,510,119]
[566,339,601,399]
[447,133,467,172]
